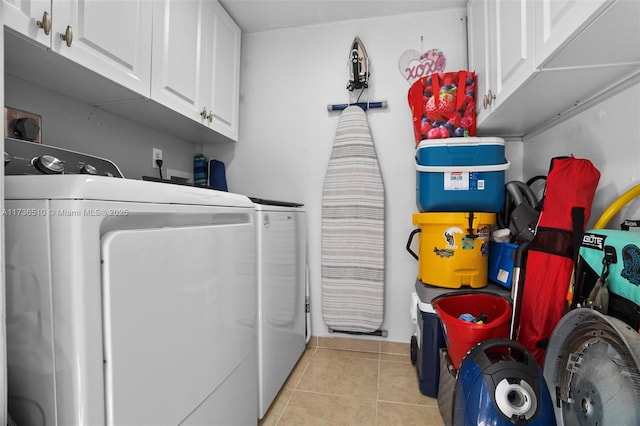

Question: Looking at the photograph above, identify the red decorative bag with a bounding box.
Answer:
[407,71,477,147]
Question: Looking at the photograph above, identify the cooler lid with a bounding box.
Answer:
[416,137,505,150]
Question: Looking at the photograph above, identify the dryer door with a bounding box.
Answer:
[101,222,256,426]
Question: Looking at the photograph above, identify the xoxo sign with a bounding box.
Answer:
[399,49,446,85]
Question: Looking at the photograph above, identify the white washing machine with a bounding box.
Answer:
[250,198,306,419]
[4,138,258,426]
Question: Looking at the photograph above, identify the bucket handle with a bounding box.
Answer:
[406,228,420,260]
[415,160,511,173]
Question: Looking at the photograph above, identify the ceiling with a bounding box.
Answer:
[219,0,467,33]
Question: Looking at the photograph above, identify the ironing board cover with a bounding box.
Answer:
[321,106,385,333]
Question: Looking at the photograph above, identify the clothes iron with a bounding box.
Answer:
[347,36,369,91]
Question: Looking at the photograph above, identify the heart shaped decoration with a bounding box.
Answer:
[398,49,446,85]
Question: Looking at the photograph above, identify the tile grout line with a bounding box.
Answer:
[273,345,318,425]
[292,388,379,401]
[273,342,413,425]
[375,351,381,426]
[376,398,439,408]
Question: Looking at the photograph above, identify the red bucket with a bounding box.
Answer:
[432,292,511,369]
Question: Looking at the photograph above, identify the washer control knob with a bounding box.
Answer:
[80,164,97,175]
[33,155,64,174]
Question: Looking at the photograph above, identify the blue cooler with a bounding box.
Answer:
[415,137,509,212]
[488,241,518,289]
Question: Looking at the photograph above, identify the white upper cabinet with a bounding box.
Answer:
[4,0,152,97]
[52,0,153,97]
[151,0,240,142]
[535,0,608,68]
[467,0,492,124]
[151,0,208,121]
[468,0,640,136]
[492,0,536,106]
[541,0,640,70]
[4,0,241,143]
[3,0,51,46]
[468,0,535,128]
[205,0,241,141]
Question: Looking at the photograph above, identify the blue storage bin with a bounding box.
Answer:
[412,285,447,398]
[415,137,509,212]
[488,241,518,289]
[417,307,446,397]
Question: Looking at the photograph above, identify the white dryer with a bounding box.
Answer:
[4,138,258,426]
[250,198,306,419]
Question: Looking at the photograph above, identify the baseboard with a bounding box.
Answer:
[307,335,409,356]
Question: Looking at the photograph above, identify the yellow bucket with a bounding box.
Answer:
[411,212,496,288]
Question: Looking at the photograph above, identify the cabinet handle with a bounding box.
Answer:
[60,26,73,47]
[200,107,208,119]
[482,90,495,110]
[36,11,51,35]
[207,111,214,122]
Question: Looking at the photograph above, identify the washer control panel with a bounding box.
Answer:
[4,138,123,178]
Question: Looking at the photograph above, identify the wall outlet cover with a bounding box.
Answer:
[152,148,163,168]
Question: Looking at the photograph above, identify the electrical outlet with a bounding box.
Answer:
[5,107,42,142]
[152,148,163,168]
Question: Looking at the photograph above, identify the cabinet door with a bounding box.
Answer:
[492,0,535,108]
[467,0,494,125]
[535,0,610,68]
[52,0,152,97]
[3,0,51,46]
[151,0,208,123]
[205,1,241,141]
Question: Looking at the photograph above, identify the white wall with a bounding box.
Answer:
[4,75,198,180]
[206,8,522,342]
[523,81,640,229]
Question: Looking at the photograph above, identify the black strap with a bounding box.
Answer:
[571,206,585,267]
[466,212,477,239]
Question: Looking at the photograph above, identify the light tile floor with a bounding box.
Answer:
[259,338,445,426]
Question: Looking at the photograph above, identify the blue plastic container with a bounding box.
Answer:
[416,138,509,212]
[488,241,518,289]
[412,287,447,397]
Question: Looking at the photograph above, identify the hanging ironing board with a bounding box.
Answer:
[321,105,385,334]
